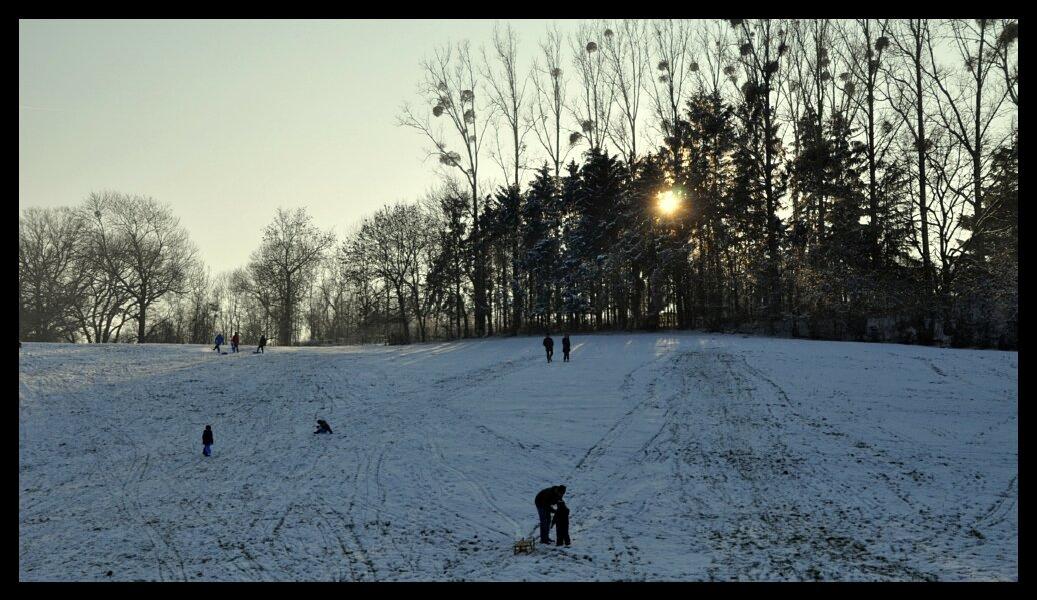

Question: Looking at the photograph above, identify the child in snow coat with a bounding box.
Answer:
[543,335,554,363]
[202,425,214,457]
[255,335,267,354]
[562,335,571,362]
[214,334,224,353]
[552,500,570,546]
[313,419,333,434]
[231,332,240,353]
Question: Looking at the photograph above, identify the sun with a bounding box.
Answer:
[657,190,681,215]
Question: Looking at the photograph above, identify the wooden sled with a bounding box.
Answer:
[513,538,536,555]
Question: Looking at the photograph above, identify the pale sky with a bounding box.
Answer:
[19,19,584,275]
[21,20,999,276]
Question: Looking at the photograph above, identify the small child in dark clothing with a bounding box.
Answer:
[552,500,571,546]
[313,419,333,434]
[202,425,214,457]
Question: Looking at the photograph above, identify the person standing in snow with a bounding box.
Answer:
[202,425,214,457]
[231,332,240,353]
[543,333,554,363]
[562,334,571,362]
[552,500,571,546]
[213,333,224,353]
[255,334,267,354]
[534,485,566,543]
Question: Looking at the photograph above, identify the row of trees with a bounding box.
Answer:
[20,19,1017,349]
[387,18,1018,348]
[19,192,196,343]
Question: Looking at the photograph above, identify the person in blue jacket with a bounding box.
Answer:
[213,333,224,353]
[202,425,214,457]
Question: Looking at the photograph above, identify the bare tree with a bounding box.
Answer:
[482,23,533,190]
[648,19,695,175]
[70,234,135,343]
[885,19,937,297]
[343,203,437,344]
[693,19,733,97]
[837,19,899,265]
[82,191,197,343]
[991,19,1018,108]
[601,19,650,165]
[529,24,576,179]
[399,41,495,336]
[925,18,1014,263]
[19,207,90,341]
[926,130,971,293]
[248,208,335,345]
[570,22,615,152]
[732,18,791,320]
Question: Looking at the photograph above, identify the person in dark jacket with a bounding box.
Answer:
[543,334,554,363]
[552,500,571,546]
[255,335,267,354]
[213,334,224,353]
[313,419,333,434]
[534,485,566,543]
[202,425,214,457]
[562,334,571,362]
[231,332,240,353]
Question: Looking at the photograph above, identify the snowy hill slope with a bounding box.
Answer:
[19,333,1017,581]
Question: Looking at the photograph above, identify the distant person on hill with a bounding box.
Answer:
[534,484,566,543]
[213,333,224,354]
[552,500,571,547]
[231,332,240,353]
[202,425,214,457]
[543,333,554,363]
[313,419,333,434]
[562,334,571,362]
[255,335,267,354]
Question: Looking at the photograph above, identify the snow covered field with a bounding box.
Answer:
[19,333,1017,581]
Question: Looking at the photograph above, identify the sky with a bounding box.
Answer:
[20,20,997,276]
[19,19,585,275]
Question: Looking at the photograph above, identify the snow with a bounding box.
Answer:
[19,333,1017,581]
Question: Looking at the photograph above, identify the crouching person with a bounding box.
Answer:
[534,484,566,543]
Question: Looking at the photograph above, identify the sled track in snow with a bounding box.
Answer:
[572,351,677,473]
[683,349,940,581]
[20,339,1016,581]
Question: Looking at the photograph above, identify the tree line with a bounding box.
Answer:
[20,19,1017,349]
